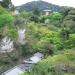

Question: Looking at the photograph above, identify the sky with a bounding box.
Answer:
[11,0,75,8]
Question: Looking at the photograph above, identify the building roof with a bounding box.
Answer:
[24,56,42,64]
[43,10,52,12]
[23,59,35,64]
[3,67,23,75]
[3,63,33,75]
[34,52,43,58]
[23,52,43,64]
[18,64,32,71]
[30,56,41,63]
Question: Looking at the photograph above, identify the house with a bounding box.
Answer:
[42,10,52,15]
[2,64,32,75]
[2,52,43,75]
[23,52,43,64]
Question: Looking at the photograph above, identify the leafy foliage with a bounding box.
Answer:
[0,6,14,28]
[48,12,63,27]
[23,50,75,75]
[1,2,75,75]
[7,27,18,40]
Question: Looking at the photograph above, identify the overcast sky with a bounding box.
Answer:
[11,0,75,8]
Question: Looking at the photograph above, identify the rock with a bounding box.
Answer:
[0,37,14,53]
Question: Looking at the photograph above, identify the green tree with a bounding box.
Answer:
[59,6,71,17]
[62,9,75,33]
[49,12,63,27]
[7,27,18,40]
[32,7,40,16]
[0,6,14,28]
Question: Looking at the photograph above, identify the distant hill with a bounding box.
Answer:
[16,1,60,12]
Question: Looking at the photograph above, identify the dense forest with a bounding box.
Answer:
[0,0,75,75]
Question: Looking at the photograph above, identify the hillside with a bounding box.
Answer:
[1,0,75,75]
[16,1,60,12]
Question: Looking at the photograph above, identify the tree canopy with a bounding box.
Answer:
[0,6,14,28]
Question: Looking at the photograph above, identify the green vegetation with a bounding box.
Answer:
[23,49,75,75]
[0,1,75,75]
[21,6,75,75]
[0,6,14,28]
[16,1,60,12]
